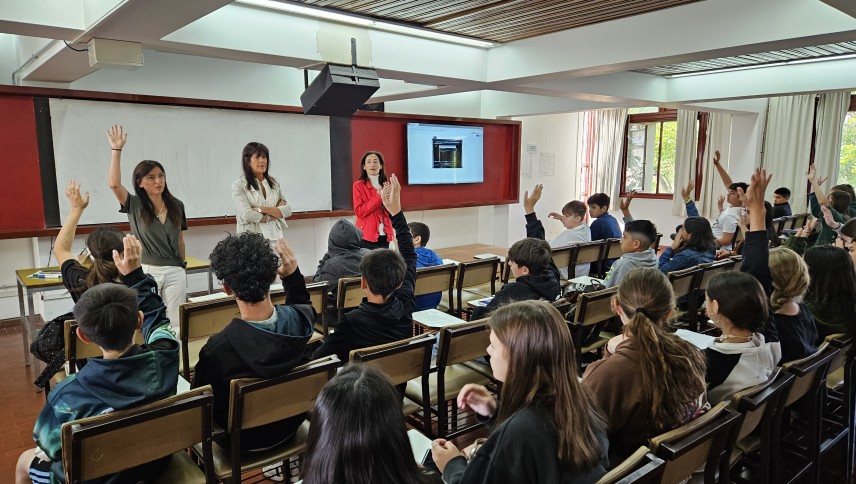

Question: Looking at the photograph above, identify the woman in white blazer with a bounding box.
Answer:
[231,142,292,238]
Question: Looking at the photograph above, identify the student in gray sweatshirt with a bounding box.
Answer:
[603,220,659,288]
[313,220,370,325]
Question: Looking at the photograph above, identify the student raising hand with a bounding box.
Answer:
[112,234,143,275]
[274,237,298,278]
[381,174,402,215]
[737,167,772,232]
[523,184,543,214]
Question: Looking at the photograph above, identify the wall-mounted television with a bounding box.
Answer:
[406,123,484,184]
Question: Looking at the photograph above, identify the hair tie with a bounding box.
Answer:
[635,307,648,318]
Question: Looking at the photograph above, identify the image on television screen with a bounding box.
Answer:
[432,138,463,168]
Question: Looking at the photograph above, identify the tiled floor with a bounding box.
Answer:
[0,324,46,482]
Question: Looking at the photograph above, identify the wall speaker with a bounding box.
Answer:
[87,38,143,70]
[300,64,380,116]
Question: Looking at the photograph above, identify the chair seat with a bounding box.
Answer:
[193,420,309,480]
[462,360,494,380]
[827,367,845,391]
[179,338,208,375]
[404,364,490,405]
[308,331,324,345]
[581,332,615,355]
[403,396,422,417]
[153,451,208,484]
[463,285,494,299]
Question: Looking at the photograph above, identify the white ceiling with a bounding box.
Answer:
[2,0,855,117]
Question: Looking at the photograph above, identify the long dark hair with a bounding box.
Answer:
[678,217,715,254]
[358,151,388,185]
[614,269,707,431]
[302,364,426,484]
[804,246,856,330]
[83,227,125,291]
[241,142,278,191]
[707,271,768,331]
[489,301,606,470]
[830,191,852,220]
[132,160,182,227]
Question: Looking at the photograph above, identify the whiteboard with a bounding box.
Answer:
[50,99,332,225]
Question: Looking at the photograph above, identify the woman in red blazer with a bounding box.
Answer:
[353,151,394,249]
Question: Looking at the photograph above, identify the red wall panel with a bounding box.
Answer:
[0,96,45,230]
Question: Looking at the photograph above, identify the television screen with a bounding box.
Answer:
[407,123,484,184]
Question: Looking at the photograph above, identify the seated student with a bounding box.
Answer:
[803,244,856,340]
[17,235,179,484]
[807,164,851,246]
[312,219,370,325]
[583,268,707,465]
[192,233,314,453]
[470,185,561,321]
[658,217,716,273]
[432,301,609,483]
[409,221,445,311]
[602,219,659,288]
[547,200,592,278]
[705,168,782,404]
[587,192,622,272]
[772,187,793,218]
[302,364,443,484]
[831,183,856,217]
[312,174,416,362]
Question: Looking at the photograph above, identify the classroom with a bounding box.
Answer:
[2,0,856,482]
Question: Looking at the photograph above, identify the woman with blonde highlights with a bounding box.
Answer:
[432,300,608,484]
[766,247,817,363]
[583,268,707,465]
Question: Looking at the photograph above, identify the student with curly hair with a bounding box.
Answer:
[583,268,707,464]
[191,233,314,453]
[433,301,608,483]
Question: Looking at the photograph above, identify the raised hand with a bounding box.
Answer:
[717,195,725,212]
[713,150,721,165]
[820,205,837,227]
[806,164,817,182]
[548,211,567,223]
[817,175,829,187]
[738,167,772,231]
[523,184,543,214]
[274,238,298,278]
[619,191,636,213]
[65,180,90,212]
[107,125,127,150]
[681,179,694,201]
[381,174,402,215]
[111,234,142,276]
[797,218,817,238]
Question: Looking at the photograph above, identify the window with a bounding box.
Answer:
[624,120,677,195]
[838,102,856,186]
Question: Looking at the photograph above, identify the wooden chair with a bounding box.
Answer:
[405,320,494,438]
[687,259,735,332]
[179,296,242,381]
[598,238,623,277]
[272,281,330,335]
[569,240,606,279]
[335,276,364,323]
[648,401,742,484]
[450,258,500,316]
[821,333,856,482]
[789,213,809,230]
[61,386,216,484]
[65,320,143,375]
[666,266,701,303]
[349,334,436,436]
[771,217,786,236]
[652,233,663,250]
[726,368,795,484]
[194,356,341,483]
[550,245,574,282]
[566,286,618,374]
[596,446,665,484]
[414,263,457,315]
[775,343,839,484]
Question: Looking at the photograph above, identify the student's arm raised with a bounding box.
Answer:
[106,125,130,205]
[712,150,734,190]
[55,180,89,265]
[113,234,174,341]
[275,238,312,308]
[736,168,774,295]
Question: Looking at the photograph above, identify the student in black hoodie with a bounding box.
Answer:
[471,184,561,320]
[312,174,416,363]
[191,232,314,453]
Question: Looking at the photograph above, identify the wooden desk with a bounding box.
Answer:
[434,244,508,263]
[412,309,467,334]
[15,256,211,389]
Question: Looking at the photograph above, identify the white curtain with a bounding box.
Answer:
[673,109,699,215]
[761,95,815,212]
[815,91,851,188]
[698,113,733,219]
[577,108,628,205]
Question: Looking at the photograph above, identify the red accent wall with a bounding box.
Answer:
[350,116,520,210]
[0,96,45,230]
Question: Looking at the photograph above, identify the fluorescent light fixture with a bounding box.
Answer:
[236,0,494,49]
[666,52,856,78]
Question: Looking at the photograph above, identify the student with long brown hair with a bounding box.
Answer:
[583,267,708,465]
[431,300,609,484]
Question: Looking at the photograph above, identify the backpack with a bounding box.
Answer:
[30,311,74,389]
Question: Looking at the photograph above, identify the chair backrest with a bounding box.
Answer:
[824,333,853,378]
[271,281,330,335]
[596,446,666,484]
[781,342,839,407]
[605,238,623,259]
[667,266,701,300]
[790,213,808,230]
[349,334,435,385]
[648,401,743,484]
[571,286,619,327]
[414,263,457,299]
[728,367,794,443]
[336,276,364,320]
[550,245,574,277]
[179,297,241,379]
[61,386,215,483]
[695,259,735,292]
[771,218,785,236]
[572,240,607,266]
[65,320,144,374]
[652,233,663,250]
[457,258,499,290]
[437,320,492,367]
[734,226,745,244]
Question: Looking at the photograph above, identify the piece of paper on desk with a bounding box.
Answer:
[474,253,506,262]
[188,292,230,303]
[568,276,604,285]
[442,259,460,266]
[469,297,494,307]
[413,309,465,328]
[674,329,715,350]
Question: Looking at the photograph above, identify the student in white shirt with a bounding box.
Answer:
[548,200,592,278]
[711,150,746,250]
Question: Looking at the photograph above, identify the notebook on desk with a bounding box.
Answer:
[468,297,494,307]
[473,253,506,262]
